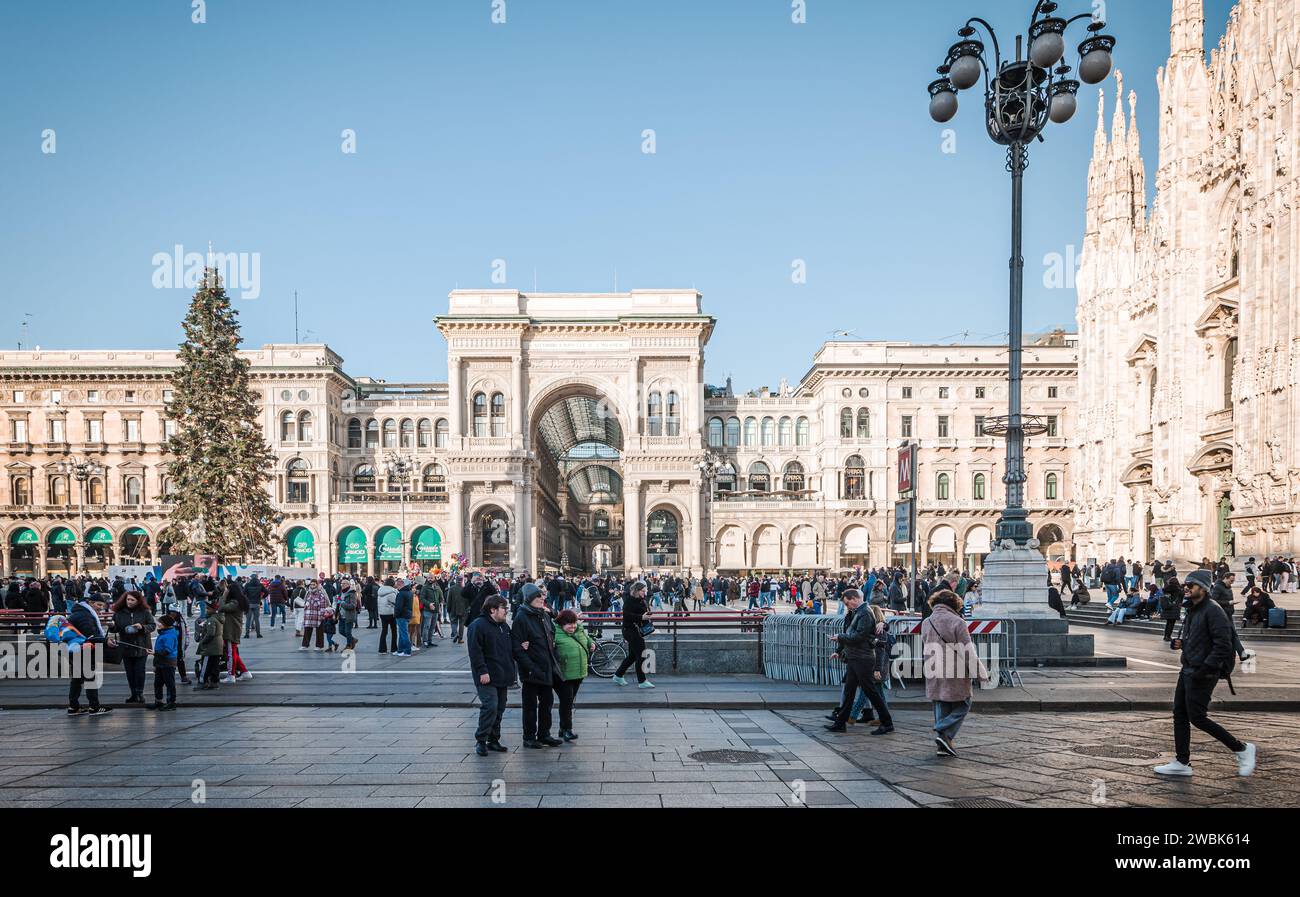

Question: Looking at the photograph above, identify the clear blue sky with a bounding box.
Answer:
[1,0,1235,388]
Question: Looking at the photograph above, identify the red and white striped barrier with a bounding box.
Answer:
[892,619,1002,636]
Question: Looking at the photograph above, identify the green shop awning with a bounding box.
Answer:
[412,528,441,561]
[288,528,315,561]
[10,528,38,546]
[48,528,77,546]
[375,527,402,562]
[337,527,367,564]
[86,527,114,545]
[123,527,149,538]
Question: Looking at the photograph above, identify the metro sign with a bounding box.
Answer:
[897,443,915,495]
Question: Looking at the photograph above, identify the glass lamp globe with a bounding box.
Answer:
[1079,48,1112,84]
[1030,32,1065,68]
[929,89,958,123]
[1049,92,1077,124]
[949,55,982,90]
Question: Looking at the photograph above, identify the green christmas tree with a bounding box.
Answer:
[160,267,278,561]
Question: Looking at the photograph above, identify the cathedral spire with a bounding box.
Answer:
[1171,0,1205,61]
[1110,70,1127,151]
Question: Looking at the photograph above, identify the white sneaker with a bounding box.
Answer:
[411,646,420,653]
[638,681,656,689]
[1236,743,1256,777]
[1153,760,1194,777]
[219,675,236,685]
[612,676,628,686]
[238,671,253,681]
[298,646,308,651]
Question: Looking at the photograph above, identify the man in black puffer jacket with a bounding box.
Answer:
[1153,569,1255,779]
[466,595,516,756]
[825,589,893,735]
[511,583,563,749]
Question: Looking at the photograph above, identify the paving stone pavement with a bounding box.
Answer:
[779,708,1300,808]
[0,705,915,808]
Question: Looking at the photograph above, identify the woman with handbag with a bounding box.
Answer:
[553,609,593,741]
[922,589,989,757]
[110,591,156,704]
[613,580,654,688]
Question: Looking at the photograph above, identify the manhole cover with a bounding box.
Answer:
[933,798,1023,809]
[689,749,773,764]
[1072,745,1160,760]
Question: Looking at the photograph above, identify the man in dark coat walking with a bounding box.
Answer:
[466,595,516,756]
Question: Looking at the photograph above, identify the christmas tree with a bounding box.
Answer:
[160,267,278,561]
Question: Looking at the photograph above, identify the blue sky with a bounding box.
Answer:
[1,0,1235,388]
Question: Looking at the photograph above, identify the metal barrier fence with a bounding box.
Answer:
[762,613,1021,689]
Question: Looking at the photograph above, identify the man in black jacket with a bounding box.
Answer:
[825,590,893,735]
[511,583,563,748]
[466,596,515,756]
[67,598,112,715]
[1154,570,1255,778]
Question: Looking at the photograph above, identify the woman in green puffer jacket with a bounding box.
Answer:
[553,610,593,742]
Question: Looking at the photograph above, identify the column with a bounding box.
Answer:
[511,356,524,443]
[448,484,465,561]
[623,480,641,575]
[448,357,463,437]
[1,545,10,577]
[511,481,526,572]
[627,358,640,437]
[690,482,704,574]
[518,479,533,573]
[37,545,47,578]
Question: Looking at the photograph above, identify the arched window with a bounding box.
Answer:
[647,391,663,437]
[725,417,740,448]
[417,418,432,448]
[1045,472,1059,500]
[490,393,506,437]
[422,463,446,497]
[352,464,376,493]
[12,476,30,505]
[748,461,770,493]
[856,408,870,439]
[88,477,104,505]
[287,459,310,503]
[365,419,379,449]
[761,417,775,447]
[593,509,610,533]
[646,510,679,566]
[707,417,724,448]
[298,411,313,443]
[936,473,950,501]
[435,418,449,448]
[840,408,853,439]
[844,454,865,500]
[280,410,296,442]
[125,476,142,505]
[743,417,757,446]
[665,391,681,436]
[472,393,488,437]
[347,418,362,448]
[796,416,810,446]
[783,461,805,493]
[382,419,397,448]
[50,476,68,506]
[972,473,986,501]
[778,416,793,446]
[394,418,411,448]
[715,463,736,497]
[1223,338,1237,409]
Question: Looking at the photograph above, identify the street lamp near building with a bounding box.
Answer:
[385,453,413,572]
[58,456,104,573]
[927,0,1114,548]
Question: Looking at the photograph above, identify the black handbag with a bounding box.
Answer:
[639,620,656,637]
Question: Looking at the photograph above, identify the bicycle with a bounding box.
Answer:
[587,629,628,678]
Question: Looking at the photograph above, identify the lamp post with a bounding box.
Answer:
[385,453,413,573]
[58,456,104,574]
[697,451,723,574]
[928,0,1114,547]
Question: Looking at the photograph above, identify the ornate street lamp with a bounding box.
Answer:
[385,453,413,571]
[927,0,1114,547]
[58,456,104,573]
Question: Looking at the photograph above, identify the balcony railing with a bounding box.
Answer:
[335,491,448,503]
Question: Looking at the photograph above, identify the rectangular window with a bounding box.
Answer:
[163,389,174,403]
[1048,386,1058,398]
[938,387,949,399]
[13,419,27,442]
[124,390,136,403]
[901,387,912,399]
[50,419,65,442]
[287,481,310,503]
[974,415,985,437]
[938,415,949,438]
[901,415,913,438]
[87,419,102,442]
[87,390,99,403]
[164,420,177,440]
[126,419,140,442]
[13,390,24,403]
[975,387,985,399]
[50,390,62,405]
[1047,415,1059,437]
